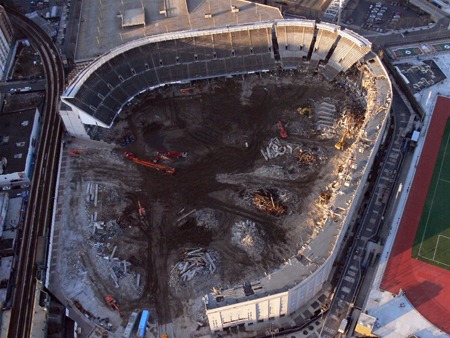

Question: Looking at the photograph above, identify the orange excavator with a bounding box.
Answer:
[123,152,175,174]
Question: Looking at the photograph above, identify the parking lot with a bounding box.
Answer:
[343,0,433,33]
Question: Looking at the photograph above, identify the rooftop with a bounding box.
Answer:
[121,8,145,27]
[75,0,282,61]
[0,109,38,176]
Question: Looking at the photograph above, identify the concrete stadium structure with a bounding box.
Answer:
[59,19,392,332]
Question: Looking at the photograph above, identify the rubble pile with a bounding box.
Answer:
[252,189,286,216]
[261,137,293,160]
[319,190,332,205]
[195,208,220,230]
[170,248,218,284]
[231,220,265,259]
[73,300,113,330]
[295,148,318,166]
[83,182,143,297]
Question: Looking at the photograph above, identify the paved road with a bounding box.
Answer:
[0,79,46,93]
[5,7,64,338]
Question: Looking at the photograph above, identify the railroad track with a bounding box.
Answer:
[6,8,64,338]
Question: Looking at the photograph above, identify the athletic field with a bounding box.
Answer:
[392,47,423,58]
[412,117,450,269]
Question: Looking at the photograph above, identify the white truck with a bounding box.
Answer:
[338,317,349,334]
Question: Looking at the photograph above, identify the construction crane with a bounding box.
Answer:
[278,121,288,139]
[123,152,176,174]
[105,295,120,314]
[335,131,350,150]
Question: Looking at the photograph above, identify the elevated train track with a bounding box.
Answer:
[5,8,64,338]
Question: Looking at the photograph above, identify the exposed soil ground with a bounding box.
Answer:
[58,71,365,336]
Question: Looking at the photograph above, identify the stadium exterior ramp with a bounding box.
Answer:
[59,19,391,333]
[60,20,372,139]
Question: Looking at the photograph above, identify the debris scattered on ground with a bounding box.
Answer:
[170,248,218,285]
[250,189,286,216]
[261,137,293,160]
[231,220,265,259]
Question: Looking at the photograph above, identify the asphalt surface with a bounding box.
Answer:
[0,79,46,93]
[5,7,64,338]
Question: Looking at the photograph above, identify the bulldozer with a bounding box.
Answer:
[335,131,350,151]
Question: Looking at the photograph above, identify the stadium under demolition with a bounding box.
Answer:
[56,20,391,337]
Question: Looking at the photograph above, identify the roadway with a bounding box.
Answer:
[5,7,64,338]
[0,79,46,93]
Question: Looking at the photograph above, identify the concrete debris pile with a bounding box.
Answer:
[170,248,218,285]
[231,220,265,259]
[251,189,286,216]
[73,300,113,330]
[260,137,293,160]
[195,208,220,230]
[86,182,100,207]
[89,241,142,293]
[90,219,123,241]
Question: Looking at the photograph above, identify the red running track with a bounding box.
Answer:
[381,96,450,333]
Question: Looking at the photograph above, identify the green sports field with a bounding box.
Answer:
[412,118,450,270]
[393,47,423,58]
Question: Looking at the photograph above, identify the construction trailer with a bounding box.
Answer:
[137,310,149,337]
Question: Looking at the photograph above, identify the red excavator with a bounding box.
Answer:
[105,295,120,314]
[123,152,175,174]
[278,121,288,139]
[157,151,187,159]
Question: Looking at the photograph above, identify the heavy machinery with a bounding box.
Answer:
[123,152,175,174]
[297,107,312,116]
[278,121,288,139]
[138,201,146,219]
[68,148,87,156]
[105,295,120,314]
[335,131,350,150]
[157,151,188,159]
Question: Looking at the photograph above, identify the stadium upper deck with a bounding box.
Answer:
[61,20,371,136]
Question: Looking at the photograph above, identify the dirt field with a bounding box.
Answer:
[58,71,365,336]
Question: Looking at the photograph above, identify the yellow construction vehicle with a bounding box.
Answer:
[335,131,350,150]
[162,334,168,338]
[297,107,312,116]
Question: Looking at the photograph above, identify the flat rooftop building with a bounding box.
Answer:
[0,109,40,186]
[75,0,282,61]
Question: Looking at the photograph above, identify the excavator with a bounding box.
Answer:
[105,295,120,314]
[297,107,312,116]
[123,152,176,174]
[335,131,350,150]
[278,121,288,139]
[157,151,188,159]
